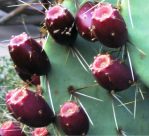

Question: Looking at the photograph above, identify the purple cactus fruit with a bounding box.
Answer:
[32,127,50,136]
[76,1,97,42]
[15,66,40,85]
[45,5,77,45]
[90,54,135,92]
[58,101,89,135]
[92,3,128,48]
[5,88,54,127]
[0,121,26,136]
[8,33,51,75]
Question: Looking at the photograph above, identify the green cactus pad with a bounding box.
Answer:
[122,0,149,87]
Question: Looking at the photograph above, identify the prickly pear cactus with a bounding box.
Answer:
[41,0,149,135]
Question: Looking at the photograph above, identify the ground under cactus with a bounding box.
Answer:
[1,0,149,135]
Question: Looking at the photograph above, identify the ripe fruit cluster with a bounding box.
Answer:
[1,1,136,136]
[45,1,128,48]
[2,88,89,135]
[44,1,134,92]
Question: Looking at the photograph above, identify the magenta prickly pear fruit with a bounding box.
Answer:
[0,121,26,136]
[32,127,50,136]
[5,88,54,127]
[92,3,128,48]
[76,1,97,42]
[15,66,40,85]
[0,128,2,136]
[8,33,51,75]
[90,54,135,92]
[45,5,77,45]
[58,101,89,135]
